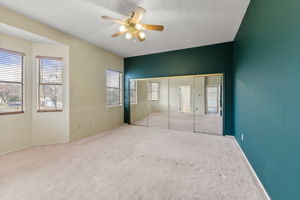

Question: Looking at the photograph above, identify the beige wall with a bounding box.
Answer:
[0,34,70,154]
[0,33,32,154]
[0,6,124,154]
[68,42,123,141]
[31,43,70,145]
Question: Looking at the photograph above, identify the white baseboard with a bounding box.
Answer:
[228,136,271,200]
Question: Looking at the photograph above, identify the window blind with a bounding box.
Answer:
[149,82,159,101]
[0,48,24,114]
[107,69,122,106]
[38,56,63,111]
[39,57,63,84]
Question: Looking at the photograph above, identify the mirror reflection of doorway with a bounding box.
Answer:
[179,85,191,113]
[169,77,194,132]
[130,74,223,135]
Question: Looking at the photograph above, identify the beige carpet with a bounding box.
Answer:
[0,125,265,200]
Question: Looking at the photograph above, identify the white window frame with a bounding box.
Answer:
[106,69,123,107]
[37,56,64,112]
[0,48,25,115]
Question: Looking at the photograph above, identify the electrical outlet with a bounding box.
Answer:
[241,134,244,141]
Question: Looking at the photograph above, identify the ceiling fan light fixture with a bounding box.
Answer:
[125,32,133,39]
[139,31,146,39]
[119,25,127,32]
[102,7,164,42]
[135,23,143,31]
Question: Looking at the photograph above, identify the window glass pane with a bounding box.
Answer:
[39,58,62,84]
[106,69,122,105]
[130,89,136,104]
[130,80,136,89]
[38,57,63,111]
[107,88,120,105]
[151,82,159,92]
[0,50,23,83]
[152,91,158,100]
[207,107,218,113]
[39,85,63,110]
[130,80,137,104]
[0,83,22,113]
[207,87,218,93]
[0,49,23,113]
[207,86,218,114]
[107,70,120,88]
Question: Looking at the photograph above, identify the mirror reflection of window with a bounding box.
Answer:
[206,86,219,114]
[148,82,159,101]
[130,80,137,104]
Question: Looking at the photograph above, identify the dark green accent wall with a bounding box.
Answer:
[234,0,300,199]
[124,42,234,135]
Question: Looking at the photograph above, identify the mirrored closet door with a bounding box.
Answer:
[130,79,149,126]
[148,78,169,129]
[129,74,223,135]
[169,77,194,132]
[194,75,223,134]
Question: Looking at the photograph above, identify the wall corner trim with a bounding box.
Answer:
[227,136,271,200]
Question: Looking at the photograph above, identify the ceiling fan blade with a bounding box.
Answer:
[112,31,127,37]
[101,16,124,24]
[142,24,164,31]
[132,7,145,23]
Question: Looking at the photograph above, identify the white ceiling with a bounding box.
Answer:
[0,0,250,57]
[0,23,59,44]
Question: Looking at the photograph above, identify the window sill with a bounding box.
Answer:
[37,110,63,113]
[0,111,24,116]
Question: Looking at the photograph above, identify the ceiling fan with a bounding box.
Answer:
[101,7,164,42]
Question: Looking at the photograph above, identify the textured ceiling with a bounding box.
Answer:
[0,0,250,57]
